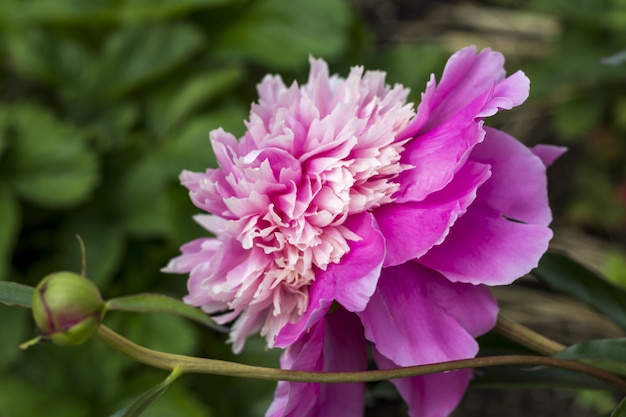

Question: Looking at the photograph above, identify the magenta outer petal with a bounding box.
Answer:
[275,212,384,346]
[399,46,529,139]
[267,309,367,417]
[377,161,491,267]
[531,144,568,167]
[471,128,554,225]
[266,321,324,417]
[357,262,497,365]
[323,212,385,312]
[394,114,486,202]
[374,350,473,417]
[418,127,556,285]
[394,46,529,202]
[274,278,334,348]
[357,262,496,416]
[310,309,367,416]
[425,272,498,337]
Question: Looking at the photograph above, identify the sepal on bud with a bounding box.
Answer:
[31,271,104,346]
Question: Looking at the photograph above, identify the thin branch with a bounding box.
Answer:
[96,325,626,392]
[75,234,87,277]
[495,314,567,356]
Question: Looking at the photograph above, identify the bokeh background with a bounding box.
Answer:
[1,0,626,416]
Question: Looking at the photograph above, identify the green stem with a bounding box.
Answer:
[97,325,626,392]
[495,314,566,356]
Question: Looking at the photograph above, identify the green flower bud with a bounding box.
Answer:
[31,271,104,346]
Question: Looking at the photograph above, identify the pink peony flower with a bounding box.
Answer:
[163,46,565,417]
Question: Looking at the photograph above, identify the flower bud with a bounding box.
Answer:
[31,271,104,346]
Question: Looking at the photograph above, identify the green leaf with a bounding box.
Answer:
[110,312,198,355]
[6,29,96,91]
[0,185,20,280]
[0,116,18,280]
[613,397,626,417]
[475,333,616,388]
[91,102,140,151]
[22,335,131,405]
[0,0,233,25]
[119,106,245,237]
[117,372,212,417]
[214,0,350,69]
[4,104,98,208]
[106,293,225,332]
[113,370,212,417]
[138,385,211,417]
[117,146,172,237]
[576,389,618,415]
[0,105,9,158]
[374,43,448,102]
[0,306,29,370]
[0,0,112,24]
[553,95,606,141]
[162,108,247,171]
[59,212,125,288]
[472,364,610,390]
[6,29,61,85]
[100,24,205,97]
[110,369,181,417]
[534,252,626,330]
[0,281,34,308]
[0,374,90,417]
[556,338,626,377]
[148,67,244,137]
[193,334,280,416]
[118,0,234,22]
[605,249,626,289]
[614,95,626,132]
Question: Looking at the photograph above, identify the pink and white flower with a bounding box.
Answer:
[164,46,564,417]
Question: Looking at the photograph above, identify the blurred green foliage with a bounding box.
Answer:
[2,0,626,415]
[0,0,360,415]
[520,0,626,233]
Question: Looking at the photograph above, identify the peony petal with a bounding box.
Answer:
[274,276,334,348]
[322,212,385,312]
[394,114,486,202]
[308,309,367,416]
[165,56,554,417]
[266,320,324,417]
[478,70,529,118]
[373,350,473,417]
[394,46,529,203]
[418,127,556,285]
[358,262,481,365]
[418,207,552,286]
[168,56,421,350]
[377,161,491,267]
[358,262,495,416]
[531,144,567,167]
[276,212,385,346]
[399,46,528,139]
[424,276,498,337]
[161,238,219,274]
[267,308,367,417]
[471,127,555,225]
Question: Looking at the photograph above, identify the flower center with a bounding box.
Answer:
[234,123,407,344]
[179,60,415,351]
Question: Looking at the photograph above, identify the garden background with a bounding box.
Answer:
[1,0,626,415]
